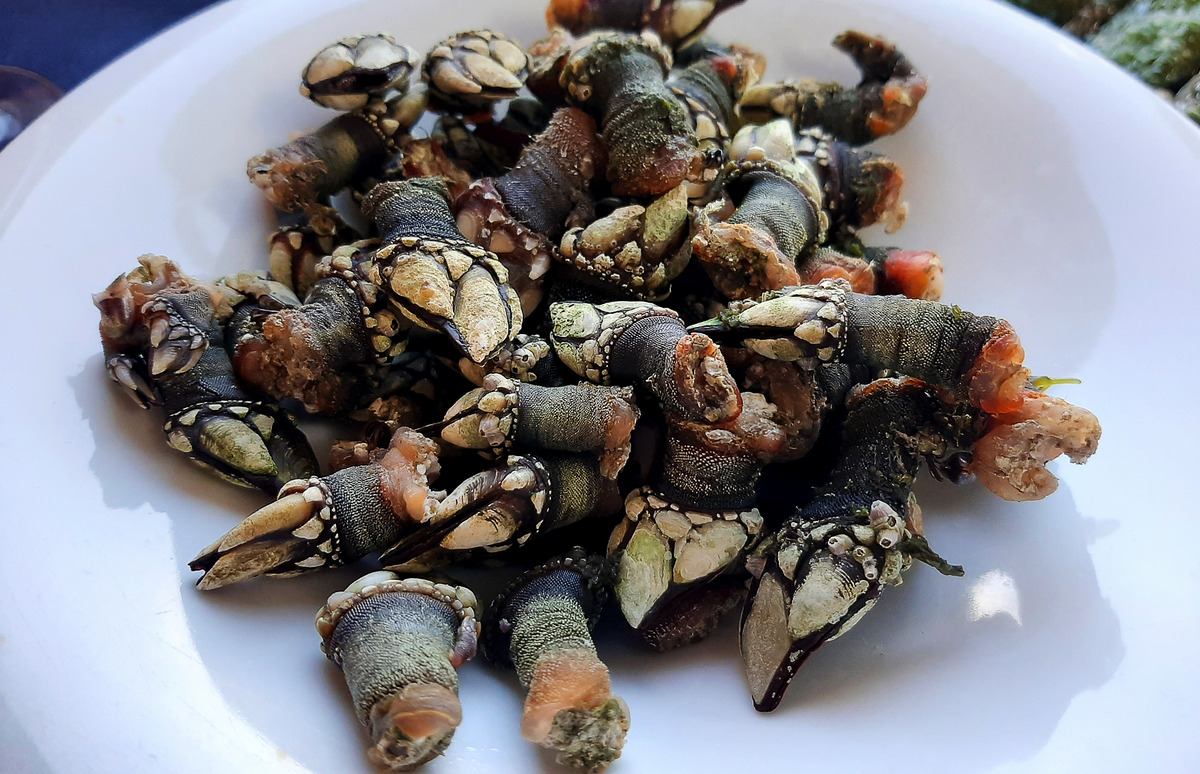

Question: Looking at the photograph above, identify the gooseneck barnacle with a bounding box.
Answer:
[316,572,480,769]
[738,31,928,145]
[483,548,629,771]
[189,428,440,588]
[93,255,318,493]
[455,106,606,316]
[560,31,702,195]
[740,378,963,711]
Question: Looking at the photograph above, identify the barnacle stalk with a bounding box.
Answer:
[692,120,823,299]
[455,107,607,316]
[560,31,702,195]
[546,0,746,49]
[813,231,944,299]
[483,549,629,771]
[968,388,1101,501]
[93,255,318,492]
[380,453,621,569]
[300,34,419,111]
[440,373,640,478]
[738,30,928,145]
[692,279,1033,414]
[234,255,376,415]
[607,393,782,648]
[740,378,962,711]
[246,89,427,234]
[189,429,440,589]
[549,300,742,423]
[316,572,480,769]
[423,30,529,113]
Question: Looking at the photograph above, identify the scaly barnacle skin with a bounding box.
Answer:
[549,300,742,423]
[456,107,607,316]
[189,428,440,589]
[738,31,928,145]
[692,279,1033,414]
[546,0,746,49]
[440,373,640,479]
[246,89,427,234]
[423,30,529,112]
[693,121,908,299]
[607,393,783,648]
[741,378,963,712]
[380,453,622,570]
[483,548,629,772]
[316,572,480,770]
[692,120,825,299]
[300,34,420,111]
[93,255,318,493]
[560,31,702,195]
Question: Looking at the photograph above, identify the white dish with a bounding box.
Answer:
[2,0,1199,771]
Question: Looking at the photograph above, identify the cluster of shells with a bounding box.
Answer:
[93,1,1102,771]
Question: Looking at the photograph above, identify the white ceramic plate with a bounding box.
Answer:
[2,0,1198,771]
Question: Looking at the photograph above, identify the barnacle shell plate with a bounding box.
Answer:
[0,0,1193,772]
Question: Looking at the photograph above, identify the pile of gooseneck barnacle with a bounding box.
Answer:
[93,1,1102,770]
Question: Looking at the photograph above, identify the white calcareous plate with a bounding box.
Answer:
[1,0,1198,771]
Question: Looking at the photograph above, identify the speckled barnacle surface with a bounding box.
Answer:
[91,1,1103,770]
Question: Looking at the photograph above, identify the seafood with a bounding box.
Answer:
[559,30,702,195]
[93,7,1106,768]
[300,34,419,111]
[93,255,317,493]
[236,178,523,414]
[454,106,606,315]
[483,548,629,771]
[380,452,623,569]
[439,373,639,477]
[548,299,742,423]
[422,30,529,112]
[316,572,480,768]
[692,279,1033,414]
[557,183,693,299]
[692,120,906,299]
[190,428,439,588]
[667,39,767,195]
[546,0,746,49]
[245,89,427,234]
[738,31,928,145]
[740,377,964,711]
[609,392,781,648]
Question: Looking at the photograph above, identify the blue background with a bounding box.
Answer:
[1,0,220,92]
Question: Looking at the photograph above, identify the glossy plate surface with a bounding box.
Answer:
[1,0,1198,771]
